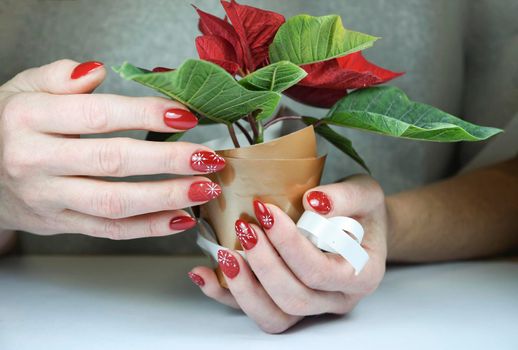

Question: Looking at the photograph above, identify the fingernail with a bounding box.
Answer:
[190,151,226,173]
[169,215,197,231]
[307,191,332,214]
[188,181,222,202]
[253,200,274,229]
[152,66,173,72]
[70,61,103,79]
[217,250,239,279]
[235,219,257,250]
[188,272,205,287]
[164,108,198,130]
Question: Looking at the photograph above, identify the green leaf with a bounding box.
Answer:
[303,117,369,173]
[324,86,503,142]
[114,59,281,124]
[269,14,379,65]
[238,61,307,92]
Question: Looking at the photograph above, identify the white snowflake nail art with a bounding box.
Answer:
[191,151,225,173]
[205,182,221,198]
[261,214,273,227]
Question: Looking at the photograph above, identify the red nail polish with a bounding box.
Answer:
[253,200,274,229]
[169,216,197,231]
[217,250,239,279]
[164,108,198,130]
[307,191,332,214]
[152,67,173,72]
[188,181,222,202]
[190,151,226,173]
[188,272,205,287]
[235,219,257,250]
[70,61,103,79]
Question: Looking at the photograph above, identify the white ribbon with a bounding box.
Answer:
[296,211,368,274]
[196,210,369,275]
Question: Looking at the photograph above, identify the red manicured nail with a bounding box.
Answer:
[235,219,257,250]
[188,181,221,202]
[164,108,198,130]
[217,250,239,279]
[253,200,274,229]
[152,66,173,72]
[190,151,226,173]
[188,272,205,287]
[70,61,103,79]
[169,216,197,231]
[307,191,332,214]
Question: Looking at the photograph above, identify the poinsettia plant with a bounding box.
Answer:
[115,0,501,171]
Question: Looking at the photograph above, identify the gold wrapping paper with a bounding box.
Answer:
[199,126,326,285]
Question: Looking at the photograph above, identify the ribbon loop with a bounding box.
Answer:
[196,211,369,275]
[296,211,368,274]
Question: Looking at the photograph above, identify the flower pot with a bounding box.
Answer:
[200,126,326,286]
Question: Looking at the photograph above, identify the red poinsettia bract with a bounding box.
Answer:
[286,52,404,108]
[194,0,285,75]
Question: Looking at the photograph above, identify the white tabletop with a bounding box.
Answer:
[1,256,517,350]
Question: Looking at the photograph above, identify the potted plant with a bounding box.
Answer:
[115,0,501,283]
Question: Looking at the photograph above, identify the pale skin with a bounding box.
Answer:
[0,59,221,240]
[1,60,517,334]
[191,159,518,333]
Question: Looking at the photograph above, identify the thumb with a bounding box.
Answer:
[303,174,384,217]
[2,59,106,94]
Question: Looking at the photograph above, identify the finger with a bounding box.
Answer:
[55,209,196,239]
[188,266,240,309]
[257,203,364,293]
[51,177,221,219]
[302,174,388,264]
[235,220,349,315]
[26,93,198,134]
[47,137,224,177]
[303,174,384,217]
[217,249,302,334]
[2,59,106,94]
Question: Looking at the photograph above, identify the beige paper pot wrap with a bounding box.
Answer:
[199,126,326,286]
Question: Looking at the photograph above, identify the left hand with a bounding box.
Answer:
[189,175,388,333]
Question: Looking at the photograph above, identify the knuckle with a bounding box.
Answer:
[276,296,311,316]
[334,299,356,315]
[18,186,43,208]
[165,185,181,209]
[95,140,128,176]
[162,145,181,172]
[2,147,25,179]
[81,95,109,131]
[2,145,45,179]
[2,93,32,127]
[102,220,125,240]
[146,215,164,237]
[94,189,129,219]
[301,270,328,290]
[137,98,158,130]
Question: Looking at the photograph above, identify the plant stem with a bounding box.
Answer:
[263,115,303,129]
[311,118,325,128]
[247,114,259,142]
[227,124,240,148]
[256,121,264,143]
[235,121,254,145]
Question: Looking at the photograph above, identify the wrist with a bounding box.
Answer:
[384,194,403,261]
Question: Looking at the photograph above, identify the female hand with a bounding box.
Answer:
[189,175,388,333]
[0,59,224,239]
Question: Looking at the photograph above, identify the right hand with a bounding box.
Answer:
[0,59,224,239]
